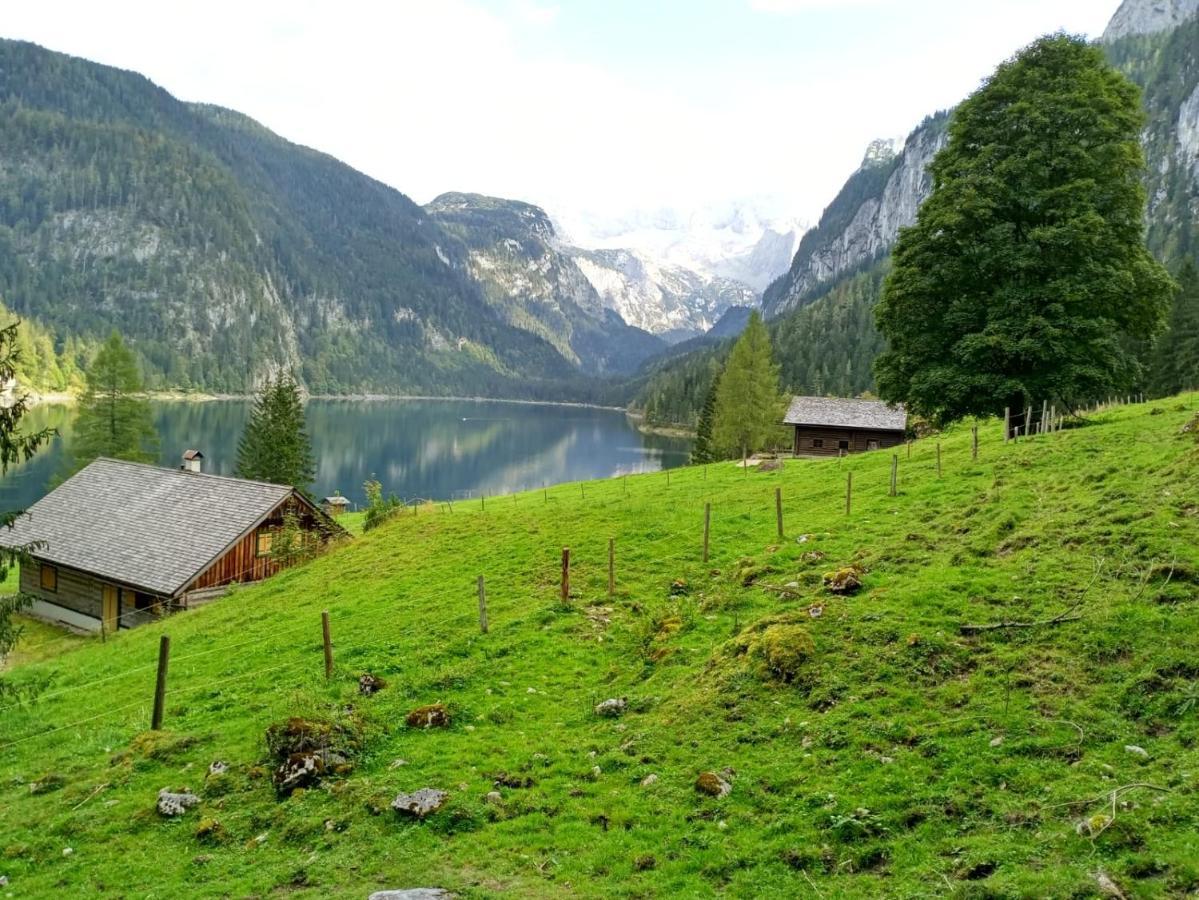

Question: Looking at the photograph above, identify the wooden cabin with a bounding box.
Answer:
[322,494,351,517]
[0,457,347,634]
[784,396,907,457]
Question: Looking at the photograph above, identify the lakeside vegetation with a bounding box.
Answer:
[1,399,1197,896]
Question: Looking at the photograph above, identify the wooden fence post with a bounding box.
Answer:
[151,634,170,731]
[890,454,898,497]
[703,503,711,563]
[321,610,333,680]
[608,538,615,598]
[1041,399,1048,435]
[477,576,488,634]
[1004,406,1010,442]
[775,487,783,539]
[845,471,852,515]
[936,442,942,478]
[561,547,571,602]
[972,426,978,460]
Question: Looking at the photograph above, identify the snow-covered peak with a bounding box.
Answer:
[554,198,805,292]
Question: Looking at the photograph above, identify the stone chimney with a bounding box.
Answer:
[181,449,204,473]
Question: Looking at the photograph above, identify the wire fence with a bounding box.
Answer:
[0,399,1157,753]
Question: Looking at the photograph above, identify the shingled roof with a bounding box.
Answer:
[0,458,303,596]
[783,396,907,432]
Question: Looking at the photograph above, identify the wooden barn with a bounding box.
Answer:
[784,396,907,457]
[0,456,347,634]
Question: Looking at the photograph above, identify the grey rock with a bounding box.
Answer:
[208,761,229,777]
[485,791,503,804]
[594,697,627,717]
[368,891,454,900]
[391,788,448,819]
[157,789,201,817]
[640,773,659,787]
[1124,744,1149,758]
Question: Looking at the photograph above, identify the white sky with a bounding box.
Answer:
[2,0,1120,229]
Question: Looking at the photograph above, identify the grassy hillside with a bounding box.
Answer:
[2,400,1199,897]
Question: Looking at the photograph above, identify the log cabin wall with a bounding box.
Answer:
[792,426,905,457]
[20,560,103,621]
[187,497,329,593]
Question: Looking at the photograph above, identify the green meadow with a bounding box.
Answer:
[1,399,1198,898]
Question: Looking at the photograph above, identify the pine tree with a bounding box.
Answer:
[236,374,316,491]
[874,35,1174,425]
[65,331,158,475]
[0,320,54,664]
[690,376,721,464]
[712,311,785,460]
[1148,260,1199,397]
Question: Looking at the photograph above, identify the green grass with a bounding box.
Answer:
[2,399,1198,898]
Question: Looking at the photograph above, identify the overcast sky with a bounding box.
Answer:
[3,0,1120,228]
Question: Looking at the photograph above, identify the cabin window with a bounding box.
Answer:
[40,564,58,593]
[867,439,880,451]
[838,440,850,451]
[256,530,274,557]
[811,438,824,449]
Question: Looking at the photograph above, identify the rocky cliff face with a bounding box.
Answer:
[426,193,665,375]
[763,2,1199,320]
[568,246,758,344]
[1103,0,1199,41]
[761,115,948,317]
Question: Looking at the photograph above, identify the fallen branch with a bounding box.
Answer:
[961,557,1103,635]
[70,782,109,811]
[960,613,1082,635]
[758,583,808,598]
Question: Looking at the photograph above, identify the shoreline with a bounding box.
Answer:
[22,388,630,415]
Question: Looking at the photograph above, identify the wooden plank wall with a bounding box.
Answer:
[21,561,103,621]
[793,426,904,457]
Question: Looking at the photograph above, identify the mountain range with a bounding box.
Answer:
[0,40,777,398]
[634,0,1199,426]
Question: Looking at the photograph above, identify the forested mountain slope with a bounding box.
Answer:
[0,40,641,397]
[425,193,664,375]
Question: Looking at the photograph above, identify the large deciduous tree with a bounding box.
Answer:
[66,330,158,474]
[712,311,785,460]
[236,374,315,491]
[874,34,1174,425]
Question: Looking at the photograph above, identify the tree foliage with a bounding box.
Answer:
[874,35,1175,424]
[236,374,316,491]
[0,320,54,665]
[362,477,402,532]
[1149,260,1199,397]
[690,377,720,464]
[65,331,158,475]
[711,311,786,459]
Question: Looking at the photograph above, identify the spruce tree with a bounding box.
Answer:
[236,374,315,491]
[1148,260,1199,397]
[65,331,158,475]
[712,311,785,460]
[874,35,1174,425]
[690,375,721,464]
[0,320,54,664]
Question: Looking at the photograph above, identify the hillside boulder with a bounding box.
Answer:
[157,789,201,817]
[391,788,448,819]
[405,704,450,729]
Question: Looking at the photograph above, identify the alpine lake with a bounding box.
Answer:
[0,398,693,512]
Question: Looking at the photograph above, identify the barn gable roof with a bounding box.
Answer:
[783,396,907,432]
[0,458,308,596]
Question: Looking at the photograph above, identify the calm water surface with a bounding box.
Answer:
[0,399,692,511]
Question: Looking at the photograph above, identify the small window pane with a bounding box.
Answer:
[838,440,850,450]
[256,532,273,557]
[40,564,58,592]
[812,438,824,448]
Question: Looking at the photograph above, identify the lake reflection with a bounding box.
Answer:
[0,399,692,510]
